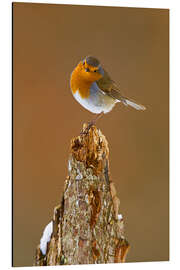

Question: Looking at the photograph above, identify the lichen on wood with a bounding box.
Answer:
[34,124,129,266]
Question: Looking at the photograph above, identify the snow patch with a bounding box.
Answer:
[40,221,53,255]
[118,214,123,221]
[76,200,79,207]
[76,168,83,180]
[68,160,72,172]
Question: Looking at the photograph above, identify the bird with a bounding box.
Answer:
[70,56,146,131]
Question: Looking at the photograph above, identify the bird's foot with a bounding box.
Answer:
[80,112,104,135]
[80,121,95,135]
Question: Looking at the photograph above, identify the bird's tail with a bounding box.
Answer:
[121,97,146,111]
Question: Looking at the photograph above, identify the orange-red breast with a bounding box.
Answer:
[70,56,146,124]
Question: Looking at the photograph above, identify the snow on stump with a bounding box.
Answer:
[34,124,130,266]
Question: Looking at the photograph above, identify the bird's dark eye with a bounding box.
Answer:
[94,70,97,72]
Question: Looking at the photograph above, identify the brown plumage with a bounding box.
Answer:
[70,56,146,117]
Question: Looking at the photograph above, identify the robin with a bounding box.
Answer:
[70,56,146,131]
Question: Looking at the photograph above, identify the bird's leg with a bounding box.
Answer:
[89,111,104,126]
[81,112,104,135]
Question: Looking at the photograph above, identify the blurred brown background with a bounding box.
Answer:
[13,2,169,267]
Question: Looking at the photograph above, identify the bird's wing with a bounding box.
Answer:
[96,69,146,110]
[96,69,125,101]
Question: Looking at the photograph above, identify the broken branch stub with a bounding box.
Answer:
[34,124,129,266]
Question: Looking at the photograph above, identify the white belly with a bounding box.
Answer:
[72,82,117,114]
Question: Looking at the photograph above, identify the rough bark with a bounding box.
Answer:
[34,124,130,266]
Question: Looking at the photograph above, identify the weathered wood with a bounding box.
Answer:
[34,124,129,266]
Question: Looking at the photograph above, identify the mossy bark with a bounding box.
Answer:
[34,124,129,266]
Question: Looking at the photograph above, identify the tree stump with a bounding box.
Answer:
[34,124,130,266]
